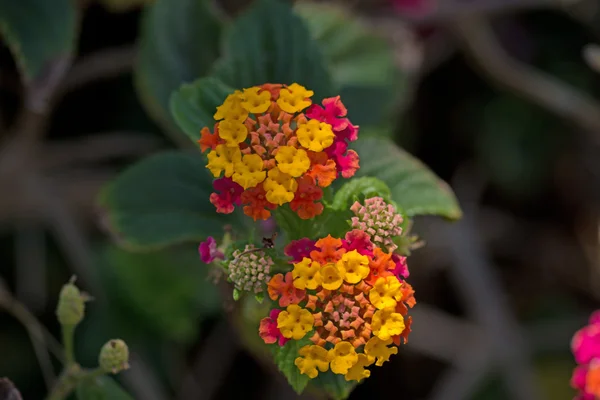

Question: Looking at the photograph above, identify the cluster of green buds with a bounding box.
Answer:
[48,278,130,400]
[228,245,273,294]
[350,197,404,253]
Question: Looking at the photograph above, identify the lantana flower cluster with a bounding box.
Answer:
[198,83,360,221]
[571,311,600,399]
[255,198,414,382]
[196,83,415,389]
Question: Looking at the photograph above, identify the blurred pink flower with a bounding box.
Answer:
[198,236,224,264]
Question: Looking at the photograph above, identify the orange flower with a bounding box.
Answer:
[241,184,277,221]
[364,248,396,286]
[290,176,324,220]
[198,126,221,153]
[307,151,337,187]
[267,272,306,307]
[310,235,346,264]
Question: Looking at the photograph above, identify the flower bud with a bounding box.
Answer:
[56,278,87,326]
[99,339,130,374]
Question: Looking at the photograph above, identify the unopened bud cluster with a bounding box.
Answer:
[350,197,403,252]
[228,245,273,293]
[56,280,87,326]
[99,339,130,374]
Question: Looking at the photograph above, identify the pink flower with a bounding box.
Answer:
[326,142,359,178]
[306,96,349,132]
[284,238,317,263]
[590,311,600,325]
[342,229,374,256]
[307,97,360,179]
[259,309,288,346]
[393,254,409,279]
[198,236,224,263]
[209,177,243,214]
[572,365,589,392]
[572,324,600,365]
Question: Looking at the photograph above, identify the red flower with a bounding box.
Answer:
[259,309,288,346]
[209,178,243,214]
[290,176,324,220]
[267,272,306,307]
[284,238,317,263]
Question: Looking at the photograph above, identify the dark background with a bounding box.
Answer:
[1,0,600,399]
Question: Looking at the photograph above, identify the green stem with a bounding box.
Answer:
[62,324,75,366]
[46,365,81,400]
[46,366,107,400]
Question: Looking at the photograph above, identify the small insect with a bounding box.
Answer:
[262,232,278,249]
[233,232,278,259]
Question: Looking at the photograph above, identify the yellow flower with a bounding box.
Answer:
[275,146,311,177]
[241,86,271,114]
[277,83,314,113]
[277,304,314,340]
[369,276,402,309]
[295,345,329,378]
[214,91,248,123]
[263,168,298,205]
[232,154,266,189]
[320,263,344,290]
[371,307,405,341]
[328,342,358,375]
[206,145,242,178]
[364,337,398,367]
[218,120,248,146]
[344,354,373,382]
[296,119,335,152]
[292,257,322,290]
[338,250,369,284]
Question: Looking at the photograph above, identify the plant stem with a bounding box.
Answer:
[46,365,81,400]
[62,324,76,366]
[46,366,107,400]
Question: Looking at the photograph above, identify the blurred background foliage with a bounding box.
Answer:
[1,0,600,399]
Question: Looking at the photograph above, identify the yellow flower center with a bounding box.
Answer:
[296,119,335,152]
[275,146,311,177]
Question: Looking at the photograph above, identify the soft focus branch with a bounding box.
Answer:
[0,278,63,389]
[451,15,600,142]
[61,46,137,94]
[364,0,568,24]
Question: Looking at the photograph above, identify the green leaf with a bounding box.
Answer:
[0,0,76,81]
[99,151,243,251]
[76,376,133,400]
[211,0,334,100]
[354,137,462,220]
[273,206,324,241]
[170,77,234,141]
[311,372,357,400]
[295,2,402,128]
[331,177,392,211]
[98,244,221,343]
[135,0,223,143]
[233,288,241,301]
[274,337,311,394]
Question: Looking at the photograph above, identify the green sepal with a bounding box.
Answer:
[255,292,265,304]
